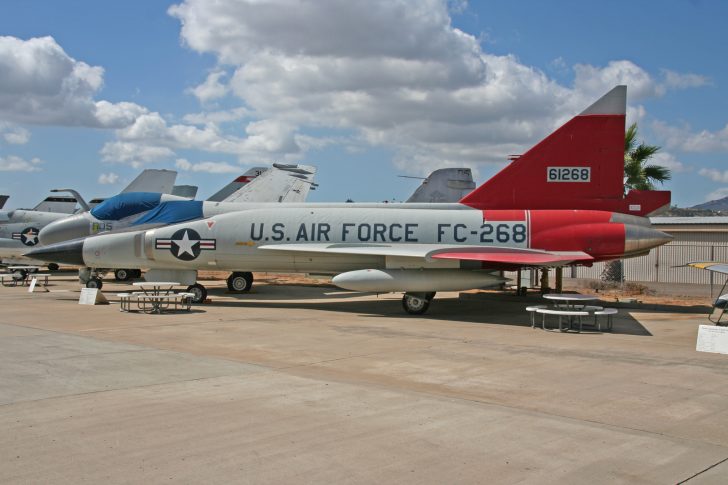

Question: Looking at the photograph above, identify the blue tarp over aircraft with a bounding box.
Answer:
[131,200,204,226]
[90,192,162,221]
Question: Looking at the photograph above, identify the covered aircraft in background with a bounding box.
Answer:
[30,86,673,313]
[405,168,475,203]
[0,169,178,267]
[36,163,317,284]
[39,164,317,246]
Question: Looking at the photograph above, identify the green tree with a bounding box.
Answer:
[601,123,671,282]
[623,123,671,191]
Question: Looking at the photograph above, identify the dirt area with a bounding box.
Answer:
[197,270,337,287]
[564,280,713,307]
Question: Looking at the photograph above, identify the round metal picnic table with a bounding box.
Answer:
[541,293,600,331]
[132,282,180,313]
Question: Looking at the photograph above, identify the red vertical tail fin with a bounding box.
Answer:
[460,86,670,216]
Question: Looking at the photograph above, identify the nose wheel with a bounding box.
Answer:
[85,277,103,290]
[402,292,436,315]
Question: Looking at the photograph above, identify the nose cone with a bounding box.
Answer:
[39,214,90,246]
[25,239,85,266]
[624,224,673,254]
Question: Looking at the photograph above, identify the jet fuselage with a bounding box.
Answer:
[32,207,671,276]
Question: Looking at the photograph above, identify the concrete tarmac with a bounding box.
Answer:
[1,275,727,484]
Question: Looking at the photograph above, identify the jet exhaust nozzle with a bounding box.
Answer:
[624,224,673,255]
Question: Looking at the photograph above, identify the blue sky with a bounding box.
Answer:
[0,0,726,208]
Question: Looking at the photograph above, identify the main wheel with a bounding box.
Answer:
[227,271,254,292]
[47,263,59,271]
[186,283,208,303]
[86,277,103,290]
[114,269,130,281]
[402,294,430,315]
[132,269,143,278]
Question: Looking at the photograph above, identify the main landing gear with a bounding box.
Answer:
[227,272,254,292]
[114,269,142,281]
[182,271,253,304]
[402,292,436,315]
[186,283,208,303]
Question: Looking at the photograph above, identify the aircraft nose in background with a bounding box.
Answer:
[24,239,86,266]
[38,214,90,246]
[624,224,673,254]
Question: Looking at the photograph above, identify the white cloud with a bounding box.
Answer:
[110,111,303,164]
[652,151,689,173]
[653,121,728,153]
[705,187,728,202]
[0,122,30,144]
[188,70,229,103]
[661,69,711,89]
[183,107,251,125]
[100,141,175,168]
[94,101,148,129]
[169,0,710,175]
[573,60,663,100]
[97,172,119,184]
[0,36,145,128]
[698,168,728,183]
[175,158,240,174]
[0,155,42,172]
[169,0,482,68]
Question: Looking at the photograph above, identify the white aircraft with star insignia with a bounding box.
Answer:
[28,88,673,314]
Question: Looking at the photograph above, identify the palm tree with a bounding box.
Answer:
[623,123,671,192]
[601,123,671,283]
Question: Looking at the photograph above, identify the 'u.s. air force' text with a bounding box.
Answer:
[248,222,527,244]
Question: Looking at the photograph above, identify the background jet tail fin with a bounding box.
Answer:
[32,195,79,213]
[122,169,177,194]
[171,185,199,199]
[406,168,476,203]
[220,164,317,203]
[206,167,267,202]
[50,189,90,212]
[459,86,666,215]
[0,195,8,210]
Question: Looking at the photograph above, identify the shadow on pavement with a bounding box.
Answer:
[204,285,653,336]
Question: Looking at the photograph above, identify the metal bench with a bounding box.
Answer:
[526,305,548,328]
[536,308,589,332]
[1,273,25,287]
[117,292,193,313]
[593,308,617,331]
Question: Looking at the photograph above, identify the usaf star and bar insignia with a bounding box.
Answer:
[155,228,216,261]
[12,227,40,246]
